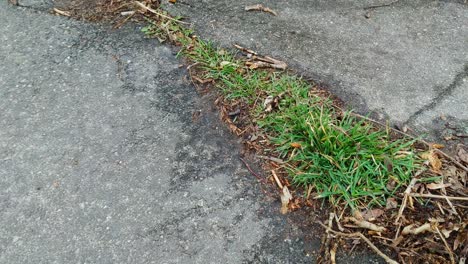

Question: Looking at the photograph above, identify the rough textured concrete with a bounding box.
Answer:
[164,0,468,145]
[0,2,389,263]
[0,2,305,263]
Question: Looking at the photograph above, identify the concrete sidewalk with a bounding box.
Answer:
[0,2,300,263]
[165,0,468,147]
[0,2,389,263]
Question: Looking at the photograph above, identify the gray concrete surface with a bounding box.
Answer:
[0,2,389,263]
[0,2,300,263]
[164,0,468,146]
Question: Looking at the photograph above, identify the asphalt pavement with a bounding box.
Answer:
[164,0,468,147]
[0,2,315,263]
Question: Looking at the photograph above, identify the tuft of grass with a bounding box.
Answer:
[141,14,422,209]
[258,85,418,208]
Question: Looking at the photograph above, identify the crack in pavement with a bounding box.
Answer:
[405,63,468,125]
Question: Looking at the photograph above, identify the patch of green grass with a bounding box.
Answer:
[142,16,422,209]
[258,87,418,208]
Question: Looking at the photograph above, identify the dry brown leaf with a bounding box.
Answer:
[424,150,442,172]
[352,210,364,221]
[457,147,468,164]
[431,143,445,149]
[263,96,274,112]
[386,197,398,209]
[441,229,453,238]
[386,178,397,191]
[361,209,384,221]
[453,228,467,251]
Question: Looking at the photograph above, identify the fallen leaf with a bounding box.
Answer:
[386,197,398,209]
[441,229,453,238]
[263,96,274,112]
[457,147,468,164]
[361,209,384,221]
[431,143,445,149]
[169,0,176,3]
[386,177,397,191]
[352,210,364,220]
[453,227,467,250]
[384,156,393,171]
[428,150,442,172]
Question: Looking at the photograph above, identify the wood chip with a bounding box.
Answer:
[280,186,292,214]
[53,8,71,17]
[345,216,386,233]
[245,4,278,16]
[402,223,432,235]
[271,170,283,189]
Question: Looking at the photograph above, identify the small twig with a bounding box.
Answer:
[334,213,345,232]
[233,44,258,55]
[245,4,278,16]
[402,223,432,235]
[53,8,71,17]
[434,226,455,264]
[346,217,386,232]
[330,242,337,264]
[318,222,399,264]
[240,157,267,184]
[395,177,419,224]
[186,62,200,70]
[256,155,285,164]
[271,170,283,189]
[394,222,401,240]
[436,201,445,215]
[134,1,190,24]
[408,193,468,201]
[442,192,459,216]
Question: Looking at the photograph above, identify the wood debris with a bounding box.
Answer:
[53,8,71,17]
[345,216,386,233]
[245,4,278,16]
[234,44,287,70]
[402,223,432,235]
[280,186,292,214]
[246,56,287,70]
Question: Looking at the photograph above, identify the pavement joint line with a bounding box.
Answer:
[405,63,468,125]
